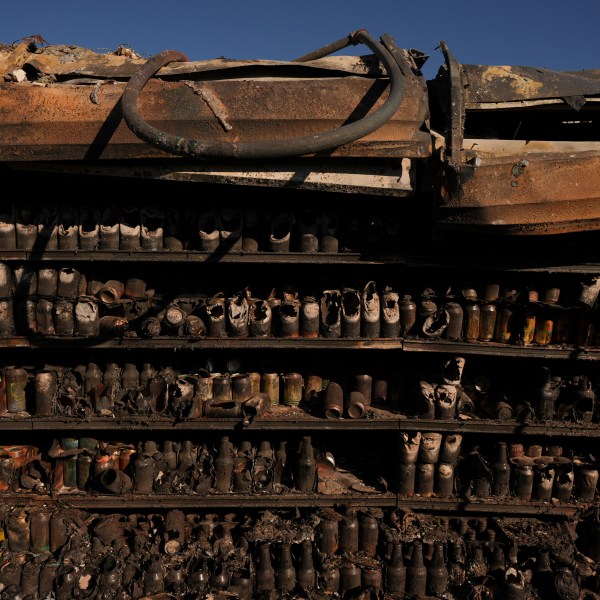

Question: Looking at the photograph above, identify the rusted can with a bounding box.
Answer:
[279,299,301,338]
[324,381,344,419]
[197,372,213,402]
[260,373,280,404]
[346,391,367,419]
[522,311,536,345]
[248,372,261,396]
[232,373,253,403]
[301,296,320,338]
[534,315,554,346]
[494,304,514,343]
[282,372,303,406]
[213,374,233,402]
[5,366,27,413]
[353,374,372,406]
[513,458,534,500]
[479,303,497,342]
[463,296,480,342]
[30,509,51,552]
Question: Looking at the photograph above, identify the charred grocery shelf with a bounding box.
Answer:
[0,336,598,358]
[0,251,396,265]
[1,416,599,437]
[0,493,588,516]
[396,497,584,517]
[26,493,399,510]
[401,339,597,360]
[0,336,403,350]
[1,250,600,273]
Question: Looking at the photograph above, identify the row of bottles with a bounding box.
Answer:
[2,431,598,503]
[0,203,404,253]
[395,433,599,501]
[2,263,600,345]
[0,505,596,599]
[0,362,395,421]
[1,436,320,496]
[3,355,600,423]
[413,356,600,423]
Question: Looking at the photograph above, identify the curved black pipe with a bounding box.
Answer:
[121,30,404,159]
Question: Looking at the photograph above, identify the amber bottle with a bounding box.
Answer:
[297,540,316,591]
[296,436,317,492]
[406,541,427,597]
[256,542,276,593]
[428,541,449,595]
[386,542,406,594]
[214,436,234,492]
[276,542,296,593]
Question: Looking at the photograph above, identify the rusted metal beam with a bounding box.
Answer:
[0,51,431,161]
[435,151,600,234]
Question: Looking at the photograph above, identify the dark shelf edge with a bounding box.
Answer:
[1,251,599,273]
[1,417,597,436]
[0,337,598,358]
[0,493,585,515]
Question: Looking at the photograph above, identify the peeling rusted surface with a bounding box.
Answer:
[431,42,600,234]
[0,72,430,161]
[436,151,600,234]
[463,64,600,104]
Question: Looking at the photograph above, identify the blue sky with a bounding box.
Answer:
[2,1,599,80]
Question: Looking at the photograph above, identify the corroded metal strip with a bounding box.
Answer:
[0,76,431,160]
[462,64,600,104]
[437,151,600,234]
